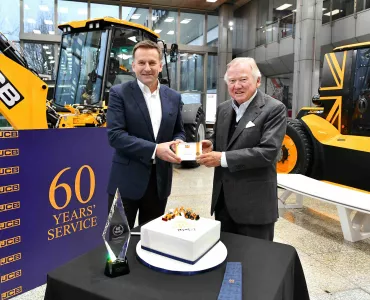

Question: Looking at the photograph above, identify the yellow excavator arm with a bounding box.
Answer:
[0,47,48,130]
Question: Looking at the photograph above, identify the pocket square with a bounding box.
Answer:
[245,121,255,128]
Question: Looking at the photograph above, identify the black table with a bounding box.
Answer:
[44,232,309,300]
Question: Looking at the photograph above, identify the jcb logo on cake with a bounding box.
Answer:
[0,184,20,194]
[49,165,96,210]
[0,131,18,138]
[0,236,21,248]
[1,286,22,300]
[0,71,24,109]
[0,253,21,266]
[0,219,20,230]
[0,166,20,176]
[0,201,20,212]
[1,269,22,283]
[0,149,19,157]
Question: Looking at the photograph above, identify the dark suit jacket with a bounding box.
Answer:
[210,90,287,225]
[106,80,185,200]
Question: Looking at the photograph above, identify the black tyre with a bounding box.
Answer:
[181,107,206,168]
[277,119,313,174]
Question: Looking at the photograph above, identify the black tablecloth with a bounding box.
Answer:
[44,231,309,300]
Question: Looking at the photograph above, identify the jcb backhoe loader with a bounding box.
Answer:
[277,42,370,191]
[0,17,205,162]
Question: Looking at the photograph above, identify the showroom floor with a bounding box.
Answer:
[13,165,370,300]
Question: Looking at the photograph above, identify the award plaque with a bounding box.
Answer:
[102,189,130,277]
[176,142,202,161]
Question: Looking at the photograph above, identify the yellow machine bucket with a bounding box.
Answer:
[0,54,48,130]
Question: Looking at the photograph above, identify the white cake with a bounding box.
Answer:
[141,216,221,264]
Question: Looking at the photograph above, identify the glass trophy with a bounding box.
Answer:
[102,189,130,277]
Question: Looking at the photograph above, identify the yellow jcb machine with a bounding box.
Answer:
[277,42,370,191]
[0,17,206,153]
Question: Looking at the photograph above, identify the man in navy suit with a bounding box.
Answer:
[107,40,186,228]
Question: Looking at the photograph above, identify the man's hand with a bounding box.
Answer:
[201,140,213,154]
[196,151,222,167]
[156,141,182,164]
[170,139,184,152]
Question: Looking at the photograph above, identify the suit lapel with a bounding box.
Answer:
[131,81,155,141]
[227,90,265,149]
[221,103,234,150]
[156,86,172,143]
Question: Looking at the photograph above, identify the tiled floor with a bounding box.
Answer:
[13,165,370,300]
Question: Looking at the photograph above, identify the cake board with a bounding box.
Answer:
[136,240,227,275]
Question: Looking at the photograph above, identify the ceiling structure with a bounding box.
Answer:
[103,0,252,11]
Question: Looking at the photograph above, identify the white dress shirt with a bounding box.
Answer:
[220,90,258,168]
[137,79,162,160]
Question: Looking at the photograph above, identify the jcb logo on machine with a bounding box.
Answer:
[0,253,21,266]
[0,236,21,248]
[1,269,22,283]
[1,286,22,300]
[0,71,24,109]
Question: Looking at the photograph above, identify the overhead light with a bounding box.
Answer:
[43,45,49,49]
[167,30,174,35]
[48,56,54,59]
[44,20,53,25]
[50,60,55,64]
[59,7,68,14]
[128,36,138,42]
[117,54,132,60]
[228,21,233,26]
[230,27,233,31]
[33,30,41,34]
[292,9,296,12]
[164,17,174,22]
[78,9,87,15]
[24,4,30,10]
[49,31,55,35]
[46,51,51,54]
[276,4,292,10]
[27,18,36,24]
[39,5,49,11]
[206,0,217,2]
[131,14,141,20]
[154,29,162,33]
[180,19,192,24]
[324,9,341,16]
[322,8,327,11]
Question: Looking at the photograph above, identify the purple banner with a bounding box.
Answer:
[0,128,113,299]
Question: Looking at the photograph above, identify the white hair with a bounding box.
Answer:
[224,57,261,83]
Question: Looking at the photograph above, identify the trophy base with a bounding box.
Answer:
[104,257,130,278]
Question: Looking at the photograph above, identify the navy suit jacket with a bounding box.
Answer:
[106,80,185,200]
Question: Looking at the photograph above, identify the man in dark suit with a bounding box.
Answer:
[197,57,287,241]
[106,40,186,229]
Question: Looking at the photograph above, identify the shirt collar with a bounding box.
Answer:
[137,79,160,96]
[232,89,258,111]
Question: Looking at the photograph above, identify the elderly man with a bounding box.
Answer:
[198,57,287,241]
